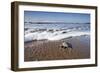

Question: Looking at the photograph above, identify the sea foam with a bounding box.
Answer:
[24,29,90,42]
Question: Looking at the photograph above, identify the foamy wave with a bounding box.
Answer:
[24,29,90,42]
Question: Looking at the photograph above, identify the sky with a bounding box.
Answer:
[24,11,90,23]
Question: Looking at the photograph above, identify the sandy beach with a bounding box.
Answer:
[24,35,90,62]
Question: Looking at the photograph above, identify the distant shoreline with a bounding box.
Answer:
[24,22,90,24]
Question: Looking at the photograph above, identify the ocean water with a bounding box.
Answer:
[25,23,90,30]
[24,23,90,42]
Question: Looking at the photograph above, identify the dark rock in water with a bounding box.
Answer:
[62,31,67,34]
[61,42,73,49]
[66,42,73,48]
[47,29,54,33]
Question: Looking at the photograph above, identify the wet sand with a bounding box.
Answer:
[24,35,90,61]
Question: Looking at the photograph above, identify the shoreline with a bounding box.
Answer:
[24,35,90,62]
